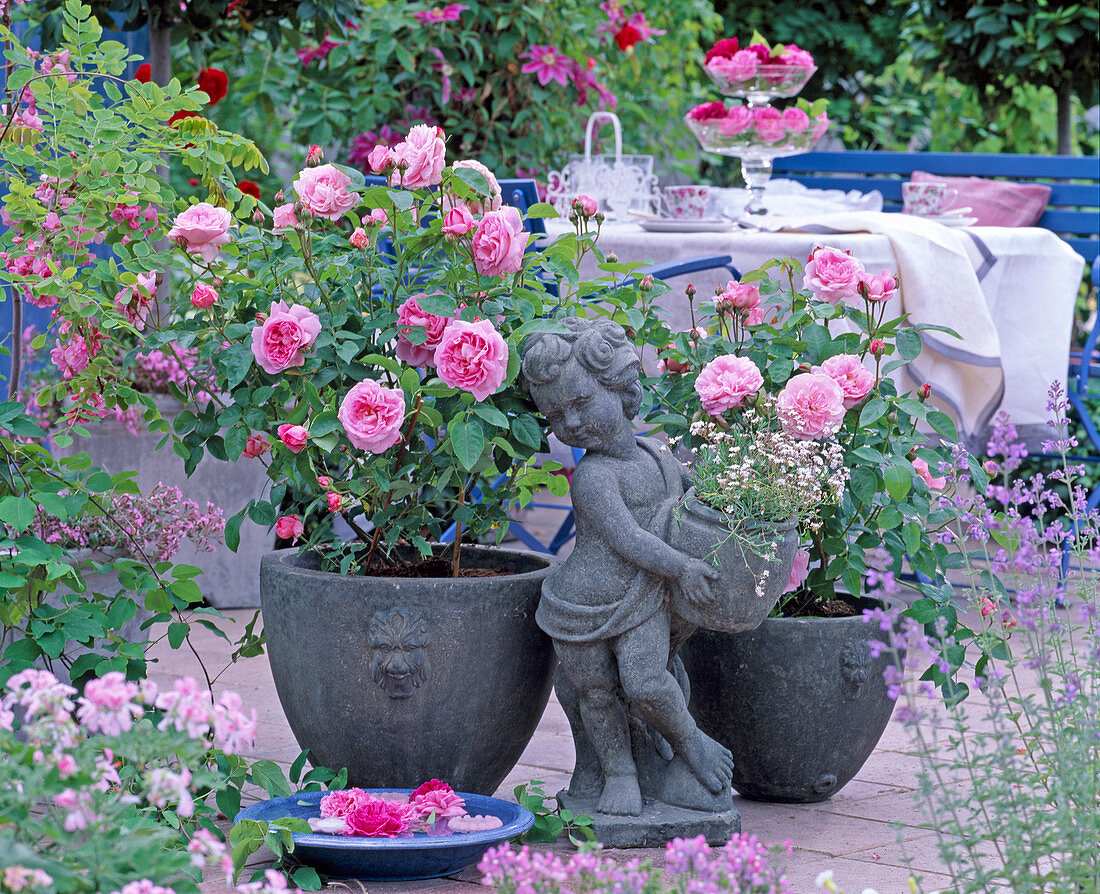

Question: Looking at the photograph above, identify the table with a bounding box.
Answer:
[545,213,1086,450]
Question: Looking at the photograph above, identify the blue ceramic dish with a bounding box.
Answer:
[233,789,534,881]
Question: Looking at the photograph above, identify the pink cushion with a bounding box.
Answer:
[911,170,1052,227]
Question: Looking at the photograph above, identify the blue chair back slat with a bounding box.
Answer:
[777,150,1100,180]
[1063,237,1100,263]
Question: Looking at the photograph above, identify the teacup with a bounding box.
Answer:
[662,185,710,220]
[902,181,958,217]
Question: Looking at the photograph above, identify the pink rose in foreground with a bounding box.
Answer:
[320,788,371,819]
[411,787,467,820]
[575,194,599,217]
[781,107,810,134]
[190,283,218,309]
[350,227,369,249]
[326,492,343,513]
[277,423,309,453]
[166,202,232,262]
[250,300,321,374]
[442,204,475,239]
[687,101,728,122]
[448,814,504,833]
[410,779,452,800]
[785,549,810,593]
[718,105,753,136]
[714,281,760,315]
[471,206,527,277]
[338,380,406,453]
[367,144,395,174]
[242,434,269,459]
[272,203,299,231]
[815,354,875,410]
[451,159,501,214]
[781,45,815,67]
[369,208,389,226]
[275,515,304,542]
[694,355,764,415]
[913,457,947,490]
[344,799,415,838]
[803,246,866,306]
[859,269,898,303]
[727,48,759,81]
[395,294,453,367]
[394,124,447,189]
[776,373,846,440]
[293,164,358,221]
[434,318,509,402]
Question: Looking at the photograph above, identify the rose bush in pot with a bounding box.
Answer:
[151,128,647,791]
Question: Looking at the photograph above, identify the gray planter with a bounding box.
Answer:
[55,397,273,608]
[681,596,901,803]
[259,546,558,794]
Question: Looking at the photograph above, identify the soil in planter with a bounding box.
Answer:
[362,556,508,579]
[783,589,863,619]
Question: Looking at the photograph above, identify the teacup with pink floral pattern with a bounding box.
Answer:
[902,181,958,217]
[662,185,711,220]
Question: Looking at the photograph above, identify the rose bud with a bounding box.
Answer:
[275,514,304,542]
[918,383,932,401]
[242,433,269,458]
[317,475,333,488]
[277,423,309,453]
[326,492,343,513]
[306,144,324,166]
[869,338,885,357]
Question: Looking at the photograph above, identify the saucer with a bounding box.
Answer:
[922,214,979,227]
[639,218,736,233]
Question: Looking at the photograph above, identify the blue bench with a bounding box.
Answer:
[772,150,1100,265]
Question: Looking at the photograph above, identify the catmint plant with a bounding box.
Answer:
[873,383,1100,892]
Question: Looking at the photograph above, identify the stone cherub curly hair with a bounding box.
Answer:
[520,317,643,419]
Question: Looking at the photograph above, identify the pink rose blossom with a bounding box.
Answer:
[979,597,995,617]
[410,779,452,799]
[166,202,232,262]
[350,227,369,248]
[410,787,467,820]
[326,492,343,512]
[694,355,764,415]
[812,112,831,140]
[242,434,269,458]
[442,204,475,239]
[776,373,846,440]
[471,206,527,277]
[780,45,815,67]
[395,294,452,367]
[434,318,509,402]
[272,203,299,231]
[858,270,898,303]
[293,164,358,221]
[815,354,875,409]
[277,423,309,452]
[369,208,389,226]
[785,549,810,593]
[344,799,415,838]
[250,300,322,374]
[320,788,372,820]
[367,144,395,174]
[338,380,406,453]
[317,475,333,488]
[718,105,753,136]
[781,107,810,134]
[751,106,786,143]
[803,246,866,306]
[714,281,760,314]
[686,101,728,122]
[913,457,947,490]
[451,159,501,214]
[393,124,447,189]
[726,49,759,81]
[275,515,303,541]
[574,194,599,217]
[190,283,218,309]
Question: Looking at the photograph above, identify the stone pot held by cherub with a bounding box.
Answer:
[259,545,557,794]
[667,488,799,632]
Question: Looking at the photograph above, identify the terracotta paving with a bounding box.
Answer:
[151,504,1064,894]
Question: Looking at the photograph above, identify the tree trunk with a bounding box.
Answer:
[1056,82,1074,155]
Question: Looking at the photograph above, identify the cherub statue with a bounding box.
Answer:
[522,317,735,827]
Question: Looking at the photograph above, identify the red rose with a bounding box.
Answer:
[168,110,202,127]
[135,63,151,83]
[704,38,739,64]
[614,23,643,52]
[410,779,453,800]
[197,68,229,105]
[238,180,261,200]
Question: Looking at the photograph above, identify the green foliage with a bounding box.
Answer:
[513,780,595,846]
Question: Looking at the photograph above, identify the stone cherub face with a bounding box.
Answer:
[528,363,628,452]
[369,609,431,699]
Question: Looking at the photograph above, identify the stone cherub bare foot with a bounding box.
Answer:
[522,318,737,842]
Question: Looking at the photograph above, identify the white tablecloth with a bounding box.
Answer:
[545,214,1085,450]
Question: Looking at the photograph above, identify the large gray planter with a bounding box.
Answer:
[259,546,558,794]
[681,596,901,803]
[55,397,272,608]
